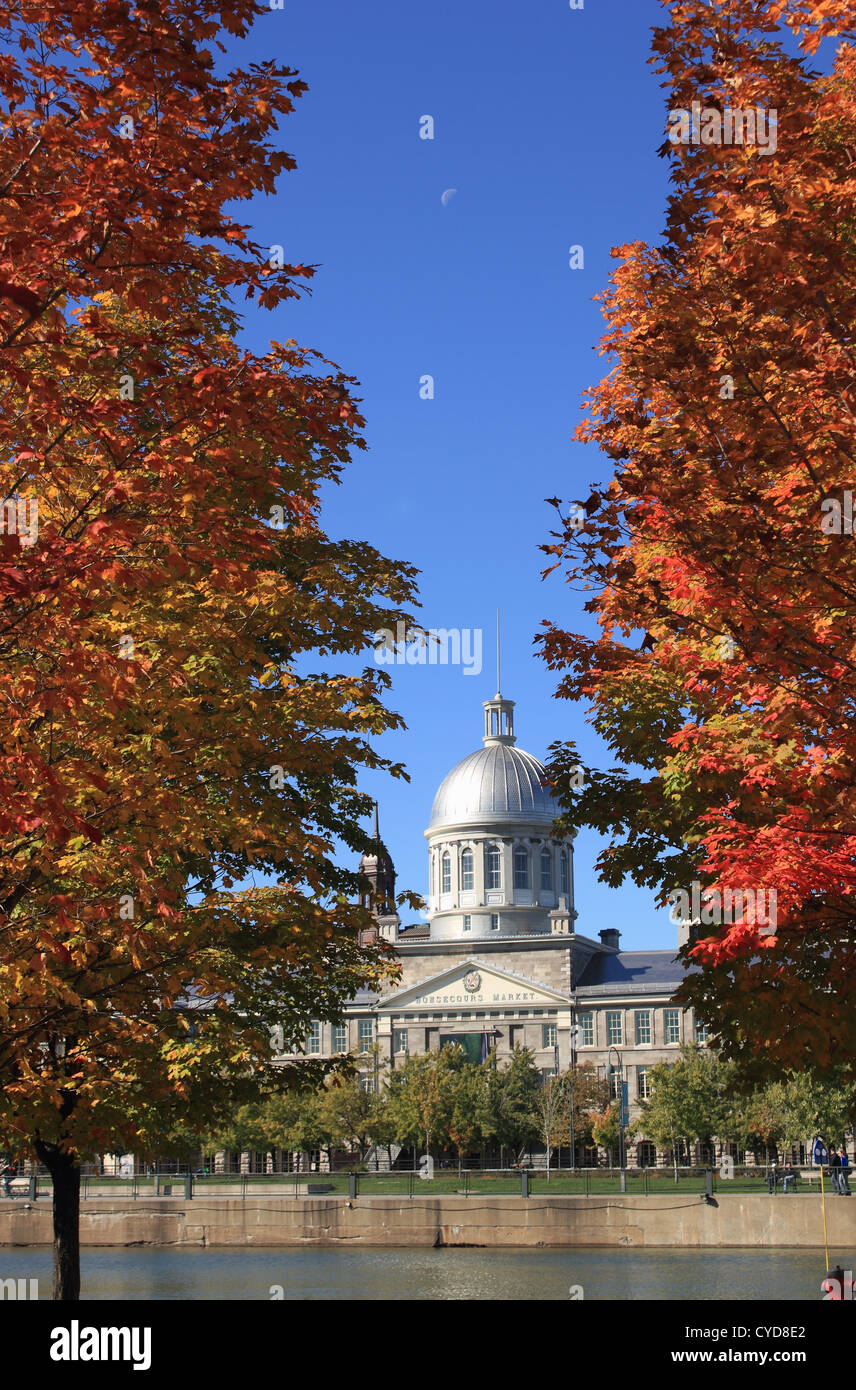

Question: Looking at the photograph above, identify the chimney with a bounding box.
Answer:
[599,928,621,951]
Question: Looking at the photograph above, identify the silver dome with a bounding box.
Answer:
[429,742,560,830]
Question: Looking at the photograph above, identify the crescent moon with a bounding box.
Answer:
[441,188,457,207]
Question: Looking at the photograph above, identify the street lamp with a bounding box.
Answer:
[568,1018,578,1172]
[607,1045,625,1190]
[553,1034,561,1169]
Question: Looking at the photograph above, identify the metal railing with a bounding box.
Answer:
[4,1163,826,1202]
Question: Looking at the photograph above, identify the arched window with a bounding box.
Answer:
[560,851,569,897]
[485,843,501,890]
[461,847,474,891]
[540,849,552,891]
[513,846,529,889]
[441,851,451,894]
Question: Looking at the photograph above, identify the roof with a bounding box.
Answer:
[399,922,430,938]
[351,987,380,1006]
[429,742,560,830]
[576,950,693,997]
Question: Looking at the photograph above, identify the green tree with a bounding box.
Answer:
[740,1071,856,1161]
[318,1070,391,1165]
[387,1048,459,1160]
[479,1047,540,1161]
[640,1046,732,1173]
[448,1064,485,1174]
[531,1075,567,1179]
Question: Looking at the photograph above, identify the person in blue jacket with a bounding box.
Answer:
[839,1146,852,1196]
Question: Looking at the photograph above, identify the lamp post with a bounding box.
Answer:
[553,1035,561,1169]
[811,1133,831,1275]
[568,1019,578,1172]
[607,1046,625,1190]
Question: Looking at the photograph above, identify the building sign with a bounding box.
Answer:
[405,973,546,1008]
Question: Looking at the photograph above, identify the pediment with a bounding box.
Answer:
[378,959,569,1012]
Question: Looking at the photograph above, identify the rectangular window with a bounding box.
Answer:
[694,1018,709,1044]
[635,1010,651,1045]
[461,850,474,891]
[513,850,529,889]
[578,1012,594,1047]
[542,1023,557,1048]
[606,1011,623,1046]
[637,1066,650,1100]
[664,1008,681,1045]
[332,1023,347,1053]
[359,1076,372,1093]
[306,1021,321,1055]
[358,1019,374,1053]
[540,851,552,891]
[540,1067,557,1084]
[393,1028,408,1054]
[608,1072,621,1099]
[463,914,471,932]
[490,913,500,931]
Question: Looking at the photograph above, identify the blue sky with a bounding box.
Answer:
[229,0,683,949]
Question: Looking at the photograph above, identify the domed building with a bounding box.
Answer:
[424,692,575,943]
[296,688,699,1162]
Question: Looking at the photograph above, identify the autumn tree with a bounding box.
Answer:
[0,0,417,1298]
[540,0,856,1077]
[568,1061,611,1162]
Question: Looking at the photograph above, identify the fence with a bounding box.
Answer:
[4,1164,830,1201]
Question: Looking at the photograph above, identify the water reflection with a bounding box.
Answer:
[0,1246,837,1300]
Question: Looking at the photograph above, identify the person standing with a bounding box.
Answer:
[840,1146,852,1196]
[830,1147,843,1194]
[1,1159,16,1198]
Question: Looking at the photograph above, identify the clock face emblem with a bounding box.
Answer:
[463,971,481,993]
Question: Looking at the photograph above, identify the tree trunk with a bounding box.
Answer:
[35,1144,80,1301]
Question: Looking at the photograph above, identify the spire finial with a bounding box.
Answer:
[496,608,501,698]
[373,800,379,841]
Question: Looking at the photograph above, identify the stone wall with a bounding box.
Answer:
[0,1195,851,1249]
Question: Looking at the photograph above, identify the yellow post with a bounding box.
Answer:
[820,1162,830,1272]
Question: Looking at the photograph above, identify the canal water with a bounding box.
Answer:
[0,1246,841,1299]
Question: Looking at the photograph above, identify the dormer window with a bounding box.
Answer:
[560,852,569,897]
